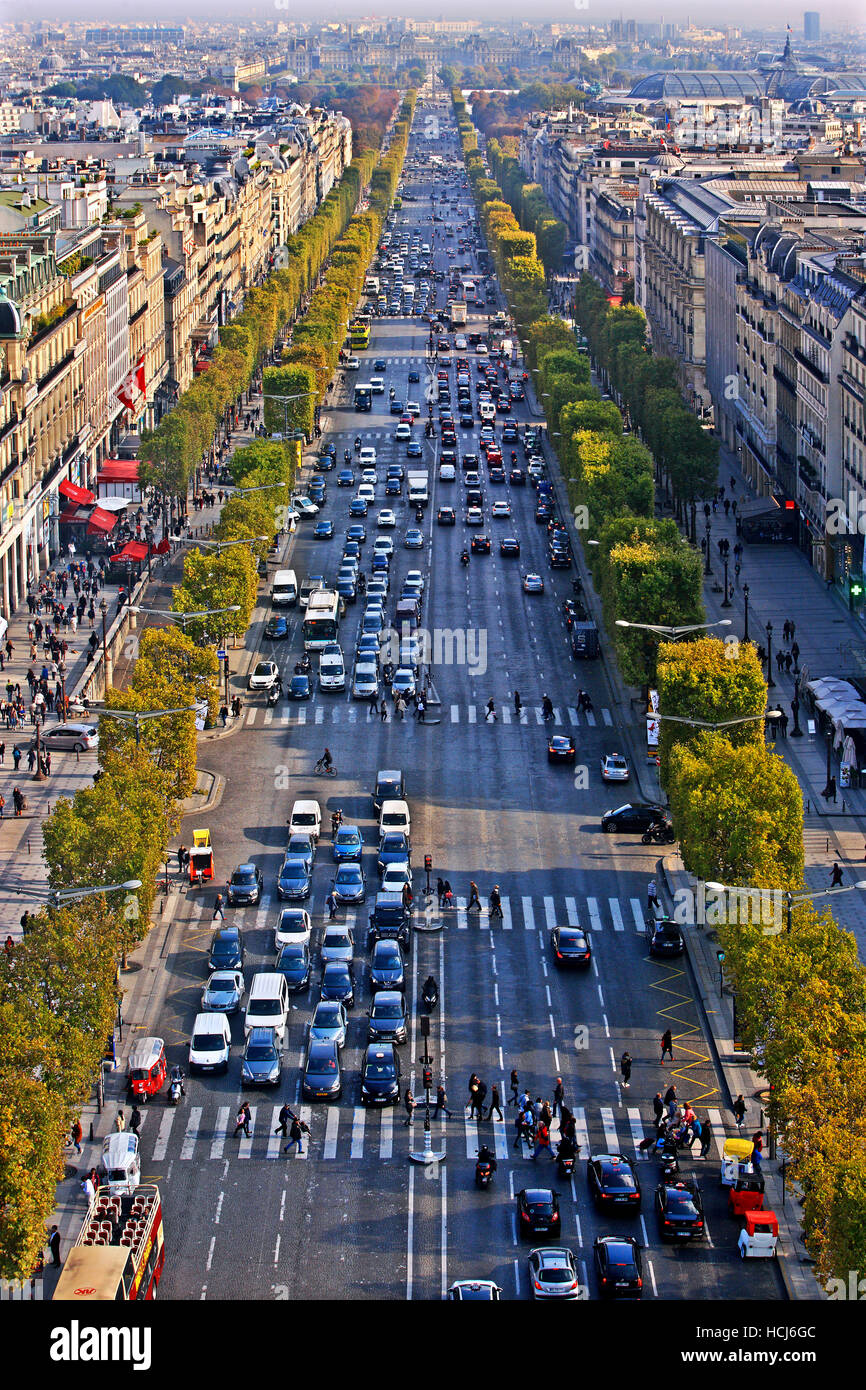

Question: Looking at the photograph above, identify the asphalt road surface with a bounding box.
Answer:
[139,100,784,1303]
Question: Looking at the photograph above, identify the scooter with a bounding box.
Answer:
[460,551,470,567]
[475,1149,497,1189]
[557,1150,576,1179]
[267,683,280,707]
[641,822,675,845]
[415,506,424,523]
[167,1068,185,1106]
[421,976,438,1011]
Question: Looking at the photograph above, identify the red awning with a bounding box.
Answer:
[98,459,140,485]
[59,478,96,505]
[59,504,82,524]
[87,506,118,536]
[115,541,149,561]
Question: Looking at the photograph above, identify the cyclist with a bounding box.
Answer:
[317,748,333,773]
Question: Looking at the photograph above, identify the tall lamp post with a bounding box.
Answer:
[704,515,712,576]
[99,597,108,687]
[98,705,197,747]
[721,551,732,607]
[766,620,776,689]
[615,618,733,642]
[743,582,750,642]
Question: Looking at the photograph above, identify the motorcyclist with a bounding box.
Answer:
[476,1143,498,1173]
[557,1133,577,1162]
[422,974,438,1003]
[389,386,396,400]
[460,549,469,566]
[354,436,361,451]
[344,449,352,464]
[170,1065,186,1097]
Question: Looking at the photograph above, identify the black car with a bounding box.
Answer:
[601,803,672,835]
[646,917,685,957]
[655,1179,705,1241]
[207,926,245,971]
[437,507,456,526]
[287,674,310,700]
[500,537,520,557]
[549,547,573,570]
[551,925,592,968]
[302,1040,342,1102]
[367,990,408,1044]
[360,1042,402,1105]
[274,941,311,993]
[517,1188,561,1241]
[369,938,406,993]
[320,960,355,1007]
[594,1235,643,1299]
[264,615,288,640]
[277,856,312,902]
[471,534,491,555]
[367,892,411,950]
[226,863,263,906]
[548,736,576,764]
[587,1154,641,1213]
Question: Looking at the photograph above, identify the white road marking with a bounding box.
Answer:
[267,1106,285,1160]
[609,898,624,933]
[450,704,459,722]
[152,1110,175,1162]
[602,707,613,726]
[467,705,476,723]
[601,1106,619,1153]
[380,1109,394,1160]
[351,1106,366,1157]
[587,897,603,933]
[180,1107,202,1160]
[210,1110,229,1161]
[628,1108,648,1156]
[630,898,644,931]
[500,896,512,931]
[565,897,579,926]
[544,896,557,930]
[567,706,579,725]
[573,1107,590,1157]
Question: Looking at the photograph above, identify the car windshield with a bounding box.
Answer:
[314,1005,340,1025]
[323,933,349,949]
[308,1049,337,1070]
[336,830,358,845]
[336,866,360,882]
[282,863,305,880]
[246,1044,276,1062]
[194,1033,225,1051]
[602,1165,636,1190]
[281,945,305,960]
[232,868,256,884]
[372,1003,403,1019]
[366,1060,396,1078]
[254,664,271,677]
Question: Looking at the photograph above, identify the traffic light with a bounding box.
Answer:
[422,1065,433,1091]
[424,855,433,874]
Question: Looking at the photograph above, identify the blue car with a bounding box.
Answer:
[408,369,420,383]
[390,400,404,415]
[346,525,366,544]
[406,440,423,458]
[313,520,334,539]
[349,497,368,516]
[278,856,312,901]
[404,529,424,549]
[333,825,363,862]
[338,469,355,487]
[385,478,401,495]
[336,577,357,604]
[372,553,390,574]
[264,615,288,640]
[288,674,310,700]
[374,359,387,371]
[333,862,366,904]
[308,482,326,503]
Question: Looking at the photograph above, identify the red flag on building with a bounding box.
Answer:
[116,353,146,411]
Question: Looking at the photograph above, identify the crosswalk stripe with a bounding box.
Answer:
[456,895,468,930]
[315,706,324,724]
[500,895,512,931]
[266,1106,284,1160]
[522,896,535,932]
[609,899,625,933]
[544,896,557,930]
[534,707,545,724]
[451,704,459,723]
[256,703,615,728]
[600,1106,619,1153]
[464,1114,479,1159]
[297,707,306,724]
[587,897,603,933]
[238,1106,257,1159]
[351,1106,366,1158]
[264,709,274,726]
[493,1121,508,1159]
[706,1108,726,1160]
[519,709,529,723]
[210,1107,229,1159]
[297,1105,311,1159]
[180,1107,202,1160]
[380,1109,393,1159]
[246,709,257,726]
[501,706,511,724]
[565,897,579,926]
[567,706,579,725]
[585,710,597,727]
[574,1106,590,1157]
[602,708,613,727]
[467,705,476,723]
[628,1107,649,1157]
[630,899,644,932]
[347,707,357,724]
[153,1110,175,1163]
[324,1105,340,1159]
[552,707,562,726]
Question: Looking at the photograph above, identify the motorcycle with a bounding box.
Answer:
[344,450,352,464]
[421,976,438,1012]
[167,1068,185,1106]
[460,551,470,567]
[475,1149,497,1189]
[641,821,675,845]
[659,1143,680,1180]
[267,683,280,707]
[415,506,424,522]
[557,1150,576,1180]
[354,437,361,452]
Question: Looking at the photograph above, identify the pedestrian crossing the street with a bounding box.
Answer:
[245,702,614,729]
[182,890,649,938]
[134,1099,730,1166]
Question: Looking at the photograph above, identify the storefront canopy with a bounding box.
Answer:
[59,479,96,506]
[86,506,118,535]
[115,541,149,561]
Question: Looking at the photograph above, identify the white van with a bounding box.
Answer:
[271,569,298,606]
[378,798,411,840]
[319,646,346,691]
[289,799,321,841]
[244,971,290,1044]
[188,1011,231,1073]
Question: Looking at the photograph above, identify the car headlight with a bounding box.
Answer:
[268,1065,280,1081]
[241,1064,253,1081]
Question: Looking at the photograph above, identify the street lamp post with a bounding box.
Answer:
[721,553,732,607]
[704,515,712,577]
[766,621,776,688]
[615,618,732,642]
[98,704,197,747]
[743,582,750,642]
[99,597,109,698]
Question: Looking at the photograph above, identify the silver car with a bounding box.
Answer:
[600,753,630,782]
[320,927,354,965]
[201,970,246,1015]
[308,1000,349,1048]
[353,663,380,700]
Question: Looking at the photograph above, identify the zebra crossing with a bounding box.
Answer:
[137,1102,730,1166]
[246,702,614,729]
[181,891,648,936]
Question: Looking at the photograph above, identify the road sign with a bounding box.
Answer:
[217,649,227,660]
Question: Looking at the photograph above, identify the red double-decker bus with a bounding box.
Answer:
[53,1184,165,1301]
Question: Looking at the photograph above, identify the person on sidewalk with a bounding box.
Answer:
[830,862,844,888]
[71,1119,83,1155]
[733,1094,747,1130]
[48,1226,61,1268]
[114,1110,126,1133]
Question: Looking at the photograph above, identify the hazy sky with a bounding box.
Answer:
[2,1,864,33]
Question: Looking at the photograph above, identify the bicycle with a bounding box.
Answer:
[314,758,338,777]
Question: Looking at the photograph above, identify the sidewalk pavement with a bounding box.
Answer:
[660,851,824,1299]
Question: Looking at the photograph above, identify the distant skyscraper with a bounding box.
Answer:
[804,11,820,40]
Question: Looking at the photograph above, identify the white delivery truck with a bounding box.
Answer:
[407,470,429,507]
